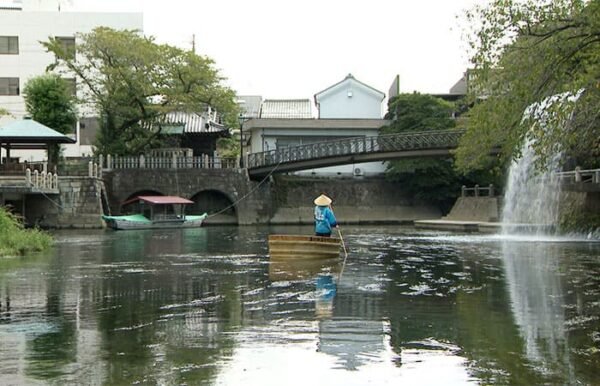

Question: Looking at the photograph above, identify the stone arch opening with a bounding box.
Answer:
[190,190,237,224]
[121,189,164,216]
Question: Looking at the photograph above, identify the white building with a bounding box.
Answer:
[0,0,143,161]
[243,74,389,177]
[315,73,384,119]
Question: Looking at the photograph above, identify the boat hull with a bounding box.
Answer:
[102,214,207,230]
[268,234,341,260]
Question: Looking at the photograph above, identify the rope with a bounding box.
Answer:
[204,160,283,219]
[38,190,68,212]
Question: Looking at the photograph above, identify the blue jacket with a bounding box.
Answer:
[314,205,337,235]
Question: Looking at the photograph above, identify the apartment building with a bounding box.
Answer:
[0,0,143,160]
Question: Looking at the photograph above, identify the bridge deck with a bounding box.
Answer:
[247,129,465,177]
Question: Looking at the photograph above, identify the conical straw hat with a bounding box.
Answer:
[314,194,332,206]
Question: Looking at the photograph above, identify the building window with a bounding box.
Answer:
[55,36,76,59]
[0,36,18,54]
[0,78,19,95]
[63,77,76,96]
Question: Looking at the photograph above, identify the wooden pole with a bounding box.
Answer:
[337,227,349,283]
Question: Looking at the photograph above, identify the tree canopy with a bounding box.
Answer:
[383,93,456,133]
[455,0,600,172]
[23,74,77,135]
[43,27,239,155]
[23,74,77,164]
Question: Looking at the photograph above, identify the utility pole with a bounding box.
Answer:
[191,34,196,53]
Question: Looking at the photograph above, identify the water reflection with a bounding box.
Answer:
[0,227,599,384]
[502,241,574,382]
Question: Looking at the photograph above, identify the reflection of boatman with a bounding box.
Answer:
[314,194,338,237]
[315,274,337,318]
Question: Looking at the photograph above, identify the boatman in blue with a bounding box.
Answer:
[314,194,338,237]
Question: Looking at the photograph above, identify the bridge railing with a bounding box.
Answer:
[246,129,465,168]
[98,154,238,170]
[556,167,600,184]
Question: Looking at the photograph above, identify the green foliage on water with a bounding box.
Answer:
[0,207,52,257]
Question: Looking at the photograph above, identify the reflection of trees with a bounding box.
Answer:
[382,239,540,384]
[381,234,599,385]
[93,226,260,384]
[24,248,77,380]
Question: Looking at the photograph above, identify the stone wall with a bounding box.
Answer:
[25,176,105,229]
[102,170,441,226]
[102,169,273,225]
[269,176,441,224]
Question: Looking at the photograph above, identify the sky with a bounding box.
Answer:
[68,0,482,101]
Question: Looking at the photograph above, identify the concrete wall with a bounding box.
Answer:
[443,196,501,222]
[269,176,441,224]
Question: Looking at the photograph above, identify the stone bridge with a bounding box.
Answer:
[102,168,273,225]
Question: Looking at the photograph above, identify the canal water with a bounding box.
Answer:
[0,225,599,385]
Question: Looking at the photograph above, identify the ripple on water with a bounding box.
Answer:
[160,295,224,310]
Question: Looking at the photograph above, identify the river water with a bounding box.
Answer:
[0,225,599,385]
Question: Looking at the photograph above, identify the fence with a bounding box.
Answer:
[25,168,59,191]
[0,161,54,175]
[556,167,600,184]
[461,184,495,197]
[98,154,238,170]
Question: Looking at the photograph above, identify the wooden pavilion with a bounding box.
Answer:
[0,118,75,174]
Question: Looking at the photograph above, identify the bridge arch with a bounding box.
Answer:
[190,189,237,224]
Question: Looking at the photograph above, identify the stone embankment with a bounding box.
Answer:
[270,176,441,224]
[26,176,106,229]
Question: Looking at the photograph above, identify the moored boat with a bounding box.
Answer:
[268,234,341,260]
[102,195,207,230]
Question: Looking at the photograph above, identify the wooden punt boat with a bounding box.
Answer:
[268,234,341,260]
[102,195,207,230]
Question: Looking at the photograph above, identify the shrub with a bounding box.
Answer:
[0,207,52,257]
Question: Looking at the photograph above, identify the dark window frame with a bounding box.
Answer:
[63,77,76,97]
[55,36,76,59]
[0,36,18,54]
[0,77,19,95]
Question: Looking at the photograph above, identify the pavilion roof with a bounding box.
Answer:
[0,119,76,144]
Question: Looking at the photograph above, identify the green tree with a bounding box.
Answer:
[43,27,239,155]
[381,93,496,211]
[216,136,240,159]
[456,0,600,172]
[23,74,77,165]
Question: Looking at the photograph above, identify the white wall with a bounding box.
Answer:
[316,77,384,119]
[248,125,388,177]
[0,9,143,161]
